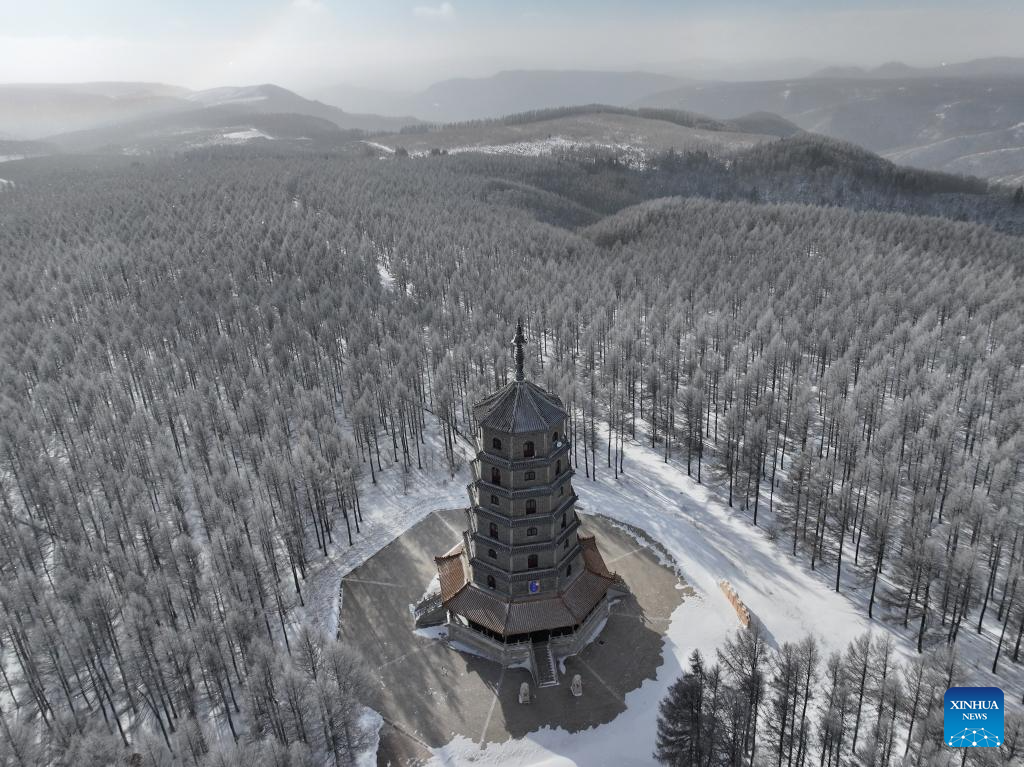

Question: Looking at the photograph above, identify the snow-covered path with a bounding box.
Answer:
[574,450,871,652]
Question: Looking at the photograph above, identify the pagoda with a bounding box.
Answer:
[416,321,624,686]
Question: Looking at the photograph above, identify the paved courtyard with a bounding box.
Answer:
[336,508,689,765]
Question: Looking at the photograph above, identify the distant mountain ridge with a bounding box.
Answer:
[0,82,419,141]
[810,57,1024,80]
[315,70,688,124]
[180,84,418,133]
[638,75,1024,184]
[5,59,1024,182]
[399,105,802,139]
[369,104,788,161]
[47,108,356,154]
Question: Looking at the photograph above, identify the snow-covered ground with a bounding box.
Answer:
[295,421,474,639]
[377,260,396,290]
[326,428,870,764]
[362,140,397,155]
[441,138,650,169]
[186,87,270,106]
[357,707,385,767]
[221,128,273,142]
[178,128,275,151]
[327,418,1020,765]
[424,437,879,766]
[414,136,646,164]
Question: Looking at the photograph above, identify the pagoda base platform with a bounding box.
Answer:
[444,589,623,679]
[335,508,690,765]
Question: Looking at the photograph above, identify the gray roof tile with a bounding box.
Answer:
[473,380,567,434]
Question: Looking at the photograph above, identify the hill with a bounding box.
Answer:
[0,138,55,162]
[406,132,1018,234]
[184,84,418,132]
[811,56,1024,80]
[368,106,779,163]
[638,76,1024,184]
[0,82,189,139]
[46,107,356,154]
[0,82,417,142]
[316,70,687,123]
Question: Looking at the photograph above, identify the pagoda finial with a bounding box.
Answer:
[514,318,525,382]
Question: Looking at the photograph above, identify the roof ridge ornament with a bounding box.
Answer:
[514,318,525,382]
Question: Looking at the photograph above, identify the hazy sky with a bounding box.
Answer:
[2,0,1023,90]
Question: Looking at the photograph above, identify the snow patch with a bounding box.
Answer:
[358,140,393,153]
[187,87,270,106]
[419,572,440,603]
[414,625,449,641]
[377,261,395,290]
[356,707,384,767]
[417,136,650,169]
[221,128,273,142]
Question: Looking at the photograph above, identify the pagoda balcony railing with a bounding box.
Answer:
[479,440,570,470]
[469,522,580,554]
[468,491,578,526]
[470,466,575,499]
[470,544,583,582]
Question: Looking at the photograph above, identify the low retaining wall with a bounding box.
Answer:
[447,622,534,667]
[550,596,611,657]
[444,595,613,683]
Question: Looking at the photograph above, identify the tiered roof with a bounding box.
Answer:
[473,379,566,434]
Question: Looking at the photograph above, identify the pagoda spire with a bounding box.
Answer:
[514,318,525,382]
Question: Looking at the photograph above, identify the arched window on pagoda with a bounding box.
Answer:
[523,440,535,458]
[556,460,562,475]
[487,575,496,589]
[527,527,537,537]
[491,467,501,486]
[492,437,502,450]
[566,564,572,577]
[527,554,538,569]
[489,522,498,539]
[561,512,567,530]
[525,499,536,515]
[487,548,497,559]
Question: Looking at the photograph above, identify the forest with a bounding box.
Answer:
[655,629,1023,767]
[0,139,1023,765]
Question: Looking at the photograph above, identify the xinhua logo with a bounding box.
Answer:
[944,687,1004,748]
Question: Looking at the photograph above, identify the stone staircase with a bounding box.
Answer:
[532,640,559,688]
[413,594,446,628]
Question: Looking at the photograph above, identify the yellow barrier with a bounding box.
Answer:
[719,580,751,628]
